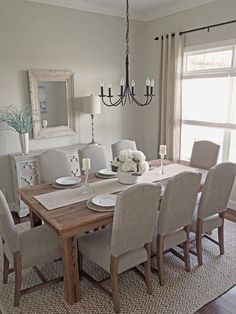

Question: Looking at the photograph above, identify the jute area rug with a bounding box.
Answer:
[0,220,235,314]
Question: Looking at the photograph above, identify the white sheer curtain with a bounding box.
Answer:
[158,34,184,161]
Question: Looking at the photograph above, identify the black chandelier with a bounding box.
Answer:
[99,0,155,107]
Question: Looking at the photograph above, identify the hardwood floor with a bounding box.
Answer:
[196,209,236,314]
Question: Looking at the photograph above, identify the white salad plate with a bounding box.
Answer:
[55,176,81,186]
[98,168,117,176]
[92,194,117,207]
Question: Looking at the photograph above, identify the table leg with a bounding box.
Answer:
[61,237,80,304]
[29,208,42,228]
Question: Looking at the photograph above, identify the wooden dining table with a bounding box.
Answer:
[18,160,206,305]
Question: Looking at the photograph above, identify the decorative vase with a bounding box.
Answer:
[117,171,140,185]
[19,133,29,155]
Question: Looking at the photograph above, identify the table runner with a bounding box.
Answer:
[34,163,199,210]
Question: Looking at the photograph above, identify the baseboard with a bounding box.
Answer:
[227,200,236,211]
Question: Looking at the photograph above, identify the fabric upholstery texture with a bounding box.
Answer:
[157,171,201,235]
[0,191,19,253]
[111,140,137,159]
[3,224,61,269]
[190,140,220,170]
[78,144,107,173]
[191,209,223,233]
[37,149,72,183]
[78,227,147,274]
[197,162,236,219]
[0,191,61,271]
[152,228,187,253]
[78,183,161,274]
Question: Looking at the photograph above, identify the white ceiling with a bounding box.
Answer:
[26,0,216,21]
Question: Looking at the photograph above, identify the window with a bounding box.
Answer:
[180,43,236,162]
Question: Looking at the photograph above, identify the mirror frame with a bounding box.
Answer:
[28,69,76,139]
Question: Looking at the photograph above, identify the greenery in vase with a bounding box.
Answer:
[0,106,33,134]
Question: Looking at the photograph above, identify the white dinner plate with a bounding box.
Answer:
[55,176,81,186]
[98,168,117,176]
[92,194,117,207]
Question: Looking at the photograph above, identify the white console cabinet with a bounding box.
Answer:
[10,145,81,217]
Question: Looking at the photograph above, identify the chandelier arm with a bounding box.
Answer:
[98,0,154,107]
[101,95,124,107]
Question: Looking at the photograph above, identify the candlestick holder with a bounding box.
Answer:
[82,169,91,194]
[159,154,165,174]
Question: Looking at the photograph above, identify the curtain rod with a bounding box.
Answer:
[154,19,236,41]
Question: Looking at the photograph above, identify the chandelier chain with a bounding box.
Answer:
[126,0,129,57]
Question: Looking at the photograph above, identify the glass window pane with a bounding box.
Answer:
[185,50,232,72]
[182,77,230,123]
[181,124,224,162]
[229,77,236,124]
[229,130,236,162]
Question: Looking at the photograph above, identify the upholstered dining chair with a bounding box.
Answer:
[37,149,72,183]
[0,191,62,306]
[78,144,107,173]
[190,162,236,266]
[78,183,161,313]
[111,139,137,159]
[190,140,220,170]
[152,171,201,286]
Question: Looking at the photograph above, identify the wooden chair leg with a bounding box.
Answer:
[3,253,10,284]
[110,256,120,313]
[14,252,22,307]
[218,214,225,255]
[156,235,164,286]
[196,219,203,266]
[78,252,83,272]
[183,226,190,272]
[144,243,152,294]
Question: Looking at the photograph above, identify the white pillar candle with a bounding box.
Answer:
[82,158,91,170]
[159,145,167,156]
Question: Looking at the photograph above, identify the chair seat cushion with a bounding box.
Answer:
[4,224,61,269]
[190,206,223,233]
[152,228,187,253]
[78,227,147,274]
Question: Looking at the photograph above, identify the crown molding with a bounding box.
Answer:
[144,0,216,21]
[26,0,216,22]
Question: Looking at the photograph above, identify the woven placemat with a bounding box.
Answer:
[52,181,83,189]
[86,198,114,212]
[95,172,117,179]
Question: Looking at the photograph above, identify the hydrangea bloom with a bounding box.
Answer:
[112,149,149,174]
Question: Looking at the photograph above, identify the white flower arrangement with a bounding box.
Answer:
[112,149,149,174]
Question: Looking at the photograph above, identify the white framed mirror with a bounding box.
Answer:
[28,69,76,139]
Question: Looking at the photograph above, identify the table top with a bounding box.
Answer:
[18,160,204,239]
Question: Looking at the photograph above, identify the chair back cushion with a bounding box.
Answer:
[0,191,19,253]
[198,162,236,219]
[111,140,137,159]
[111,183,161,257]
[190,140,220,170]
[78,144,107,173]
[158,171,201,235]
[37,149,72,183]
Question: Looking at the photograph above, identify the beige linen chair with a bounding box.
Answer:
[190,140,220,170]
[153,171,201,286]
[111,139,137,159]
[0,191,62,306]
[78,183,161,313]
[37,149,72,183]
[190,162,236,265]
[78,144,107,173]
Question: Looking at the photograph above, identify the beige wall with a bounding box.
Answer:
[0,0,146,202]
